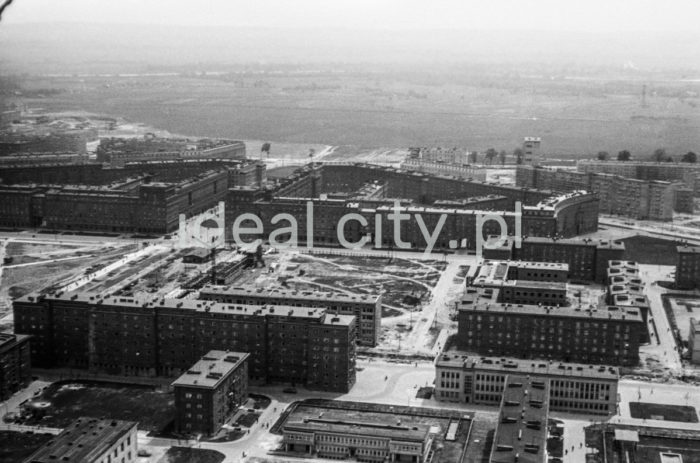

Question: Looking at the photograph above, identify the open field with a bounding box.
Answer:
[0,240,135,313]
[629,402,699,423]
[620,235,683,266]
[233,249,447,316]
[19,71,700,156]
[23,381,175,433]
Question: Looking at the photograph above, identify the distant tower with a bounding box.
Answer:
[523,137,542,165]
[641,84,648,107]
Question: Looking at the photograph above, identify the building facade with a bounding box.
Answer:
[13,292,357,392]
[0,333,31,401]
[516,165,678,220]
[435,352,619,415]
[483,236,625,282]
[173,351,249,436]
[198,286,381,347]
[676,245,700,289]
[457,299,644,366]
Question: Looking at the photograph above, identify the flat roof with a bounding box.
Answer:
[24,417,136,463]
[18,291,355,326]
[172,350,249,389]
[678,245,700,254]
[614,429,639,443]
[436,351,619,379]
[285,418,431,442]
[0,333,30,354]
[490,375,548,463]
[199,285,380,305]
[459,301,643,322]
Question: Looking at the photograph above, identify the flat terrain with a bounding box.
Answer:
[629,402,699,423]
[620,235,682,266]
[158,447,225,463]
[20,71,700,156]
[0,238,137,314]
[23,381,175,432]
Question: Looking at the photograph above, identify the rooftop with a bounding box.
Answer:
[199,285,380,305]
[172,350,249,389]
[436,351,619,380]
[23,417,136,463]
[490,375,549,463]
[0,333,30,354]
[459,300,644,322]
[17,291,355,326]
[678,245,700,254]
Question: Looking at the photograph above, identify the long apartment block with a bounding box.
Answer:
[198,285,381,347]
[13,291,357,392]
[457,296,644,366]
[435,352,619,415]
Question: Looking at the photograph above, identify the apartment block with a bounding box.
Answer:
[676,245,700,289]
[198,286,381,347]
[173,351,249,436]
[0,333,31,401]
[13,291,357,392]
[457,298,644,366]
[483,236,625,282]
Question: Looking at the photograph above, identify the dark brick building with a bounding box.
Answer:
[198,286,381,346]
[13,291,356,392]
[483,236,625,282]
[173,351,249,436]
[457,298,644,366]
[676,245,700,289]
[0,333,31,401]
[0,159,264,232]
[227,164,599,252]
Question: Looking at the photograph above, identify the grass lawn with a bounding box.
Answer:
[0,431,53,463]
[158,447,225,463]
[24,381,175,432]
[629,402,698,423]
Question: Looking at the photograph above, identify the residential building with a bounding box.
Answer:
[400,158,487,181]
[13,291,356,392]
[523,137,542,165]
[483,236,625,282]
[173,351,249,436]
[198,286,381,347]
[0,333,31,401]
[676,245,700,289]
[457,297,644,366]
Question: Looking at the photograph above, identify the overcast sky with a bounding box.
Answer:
[3,0,699,32]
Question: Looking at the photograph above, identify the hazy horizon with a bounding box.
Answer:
[1,0,700,73]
